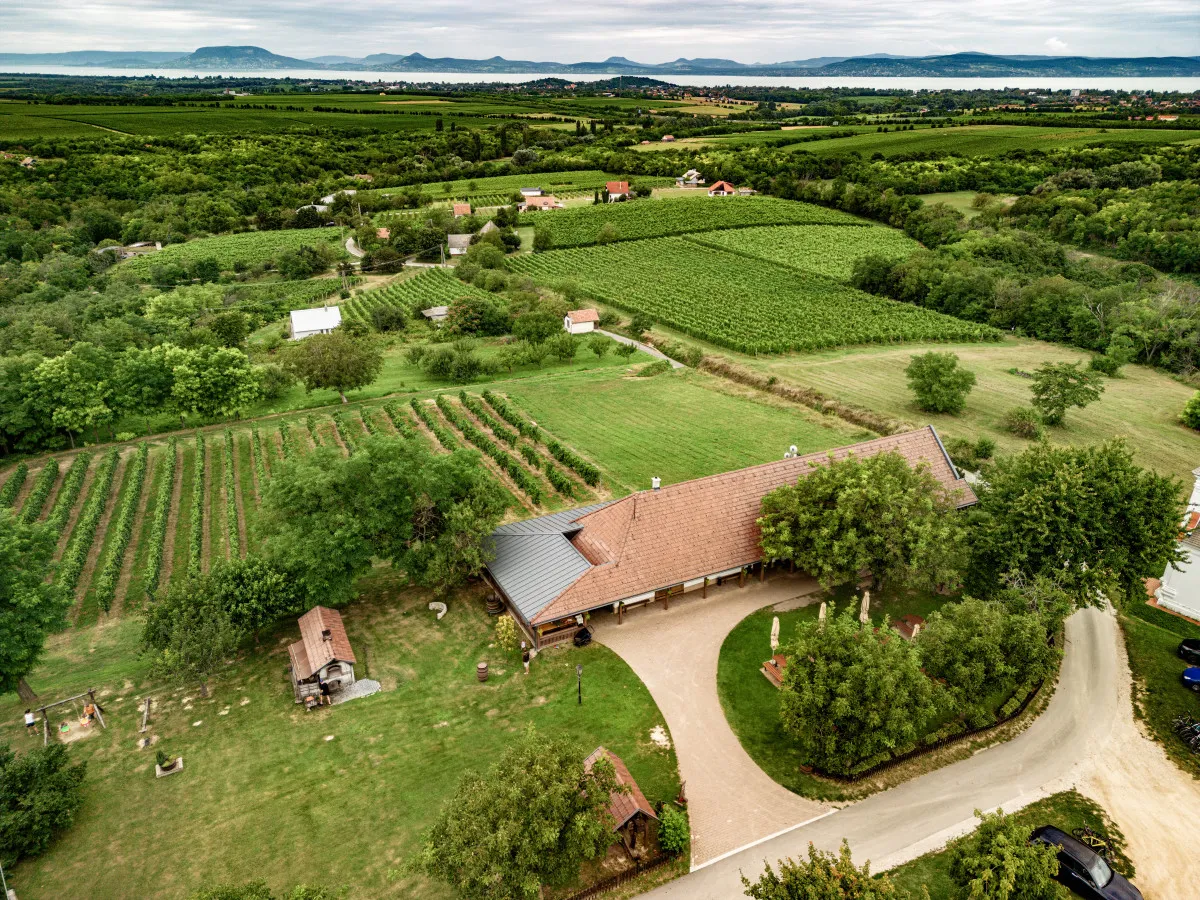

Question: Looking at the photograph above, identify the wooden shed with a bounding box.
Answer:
[288,606,357,704]
[585,746,658,854]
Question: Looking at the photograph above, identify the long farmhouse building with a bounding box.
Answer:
[485,427,976,648]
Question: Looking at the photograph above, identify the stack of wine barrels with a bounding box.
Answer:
[476,661,489,682]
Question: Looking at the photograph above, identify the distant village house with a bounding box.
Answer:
[605,181,631,202]
[564,308,599,334]
[708,181,736,196]
[289,305,342,340]
[519,195,564,212]
[452,202,472,218]
[447,234,472,256]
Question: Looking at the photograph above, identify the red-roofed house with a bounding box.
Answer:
[288,606,357,703]
[708,181,736,196]
[584,746,658,852]
[564,308,600,334]
[452,202,472,218]
[606,180,631,202]
[485,427,975,647]
[519,195,564,212]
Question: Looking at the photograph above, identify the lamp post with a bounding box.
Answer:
[576,664,583,706]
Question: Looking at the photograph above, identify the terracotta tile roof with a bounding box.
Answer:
[567,308,600,325]
[531,427,974,625]
[522,195,561,208]
[291,606,355,680]
[452,203,472,216]
[606,181,630,194]
[708,181,736,193]
[584,746,657,829]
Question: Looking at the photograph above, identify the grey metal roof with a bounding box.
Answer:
[447,234,472,249]
[487,504,610,623]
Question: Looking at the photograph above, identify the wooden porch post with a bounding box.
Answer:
[702,576,708,598]
[739,568,746,588]
[759,561,766,583]
[618,603,624,625]
[664,593,669,611]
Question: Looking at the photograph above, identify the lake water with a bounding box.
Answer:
[5,66,1200,92]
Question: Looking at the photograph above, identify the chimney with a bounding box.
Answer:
[651,477,661,491]
[321,629,332,642]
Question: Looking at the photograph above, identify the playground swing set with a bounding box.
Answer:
[35,689,106,746]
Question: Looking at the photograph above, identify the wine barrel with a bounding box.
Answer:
[476,661,489,682]
[486,595,504,616]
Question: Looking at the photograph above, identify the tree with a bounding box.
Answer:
[778,606,937,775]
[0,509,71,703]
[1181,391,1200,430]
[142,589,239,698]
[628,313,652,339]
[0,742,87,867]
[1029,362,1103,426]
[495,614,521,652]
[281,331,384,404]
[111,346,176,431]
[614,342,637,360]
[532,228,554,252]
[260,435,507,602]
[905,351,976,414]
[968,440,1183,604]
[417,727,619,900]
[445,293,509,337]
[370,304,407,333]
[918,598,1055,721]
[31,342,113,446]
[548,332,578,363]
[170,345,262,421]
[947,809,1059,900]
[587,334,611,360]
[743,840,910,900]
[758,452,966,593]
[512,310,561,345]
[596,223,620,244]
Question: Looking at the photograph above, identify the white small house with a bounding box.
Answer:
[319,188,357,205]
[520,187,543,197]
[676,169,705,187]
[606,180,631,202]
[1152,467,1200,623]
[708,181,736,196]
[422,305,449,324]
[564,309,599,335]
[289,305,342,340]
[447,234,472,257]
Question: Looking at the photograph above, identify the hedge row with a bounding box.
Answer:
[58,448,120,594]
[0,463,28,507]
[188,433,206,578]
[223,429,239,558]
[481,390,540,440]
[545,439,601,487]
[411,398,460,450]
[436,395,544,505]
[459,392,518,446]
[46,454,90,538]
[19,459,58,524]
[94,442,149,612]
[144,437,178,597]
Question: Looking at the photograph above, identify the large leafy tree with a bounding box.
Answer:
[948,809,1060,900]
[260,435,508,603]
[417,728,620,900]
[758,452,967,593]
[0,509,71,703]
[918,598,1056,720]
[779,607,938,775]
[30,342,114,446]
[169,345,262,421]
[905,351,976,414]
[281,331,384,404]
[743,840,910,900]
[142,589,239,698]
[1030,361,1103,426]
[969,440,1183,603]
[0,742,87,867]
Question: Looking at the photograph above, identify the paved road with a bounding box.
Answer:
[597,330,685,368]
[594,576,827,867]
[345,236,364,258]
[637,606,1122,896]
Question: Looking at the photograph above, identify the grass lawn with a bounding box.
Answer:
[917,191,989,217]
[728,337,1200,485]
[716,584,956,802]
[0,573,679,900]
[503,368,873,493]
[887,790,1134,898]
[1120,603,1200,779]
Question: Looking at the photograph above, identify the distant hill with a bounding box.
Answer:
[1,46,1197,77]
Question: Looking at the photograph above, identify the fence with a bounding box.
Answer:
[559,854,674,900]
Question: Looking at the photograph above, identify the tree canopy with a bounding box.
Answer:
[1029,361,1103,426]
[947,809,1060,900]
[905,351,976,414]
[416,727,620,900]
[758,452,966,593]
[260,434,508,602]
[743,840,910,900]
[779,606,938,775]
[281,331,384,403]
[0,742,87,867]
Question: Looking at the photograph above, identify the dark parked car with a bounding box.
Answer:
[1030,826,1142,899]
[1183,667,1200,692]
[1179,638,1200,666]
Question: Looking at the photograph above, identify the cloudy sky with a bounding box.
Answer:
[2,0,1198,61]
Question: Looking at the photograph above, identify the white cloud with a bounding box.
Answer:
[1045,36,1069,52]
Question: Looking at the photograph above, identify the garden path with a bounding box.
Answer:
[593,573,829,869]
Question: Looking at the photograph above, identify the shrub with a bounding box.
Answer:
[0,742,87,866]
[1003,406,1045,440]
[636,359,672,378]
[1181,391,1200,430]
[495,614,521,652]
[658,806,690,856]
[0,463,27,508]
[370,304,408,333]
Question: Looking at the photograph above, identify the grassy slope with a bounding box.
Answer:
[731,337,1200,485]
[1,576,679,900]
[716,585,955,802]
[504,368,873,493]
[887,790,1134,898]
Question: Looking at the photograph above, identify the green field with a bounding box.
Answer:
[509,237,997,353]
[120,228,347,274]
[362,170,668,203]
[521,195,865,248]
[686,224,921,282]
[0,579,679,900]
[504,367,872,492]
[340,269,494,329]
[788,124,1200,158]
[714,337,1200,484]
